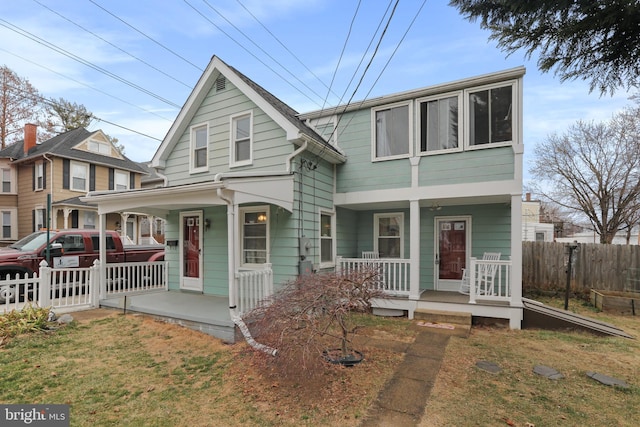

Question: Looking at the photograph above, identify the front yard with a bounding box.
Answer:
[0,298,638,426]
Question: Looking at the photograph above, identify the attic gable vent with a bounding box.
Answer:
[216,76,226,91]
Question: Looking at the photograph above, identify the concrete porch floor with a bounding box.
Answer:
[100,290,238,343]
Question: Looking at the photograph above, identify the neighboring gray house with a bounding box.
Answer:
[85,56,525,340]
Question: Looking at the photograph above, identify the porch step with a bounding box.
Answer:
[413,309,472,338]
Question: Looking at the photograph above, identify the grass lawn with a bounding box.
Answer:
[0,298,638,426]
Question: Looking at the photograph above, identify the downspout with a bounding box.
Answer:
[286,139,308,173]
[217,184,277,356]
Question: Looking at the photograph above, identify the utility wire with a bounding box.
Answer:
[234,0,340,100]
[0,19,182,109]
[199,0,326,104]
[0,47,174,123]
[32,0,193,89]
[5,83,162,141]
[183,0,322,108]
[88,0,203,72]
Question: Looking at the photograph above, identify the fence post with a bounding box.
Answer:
[336,256,343,274]
[91,259,101,307]
[38,260,51,308]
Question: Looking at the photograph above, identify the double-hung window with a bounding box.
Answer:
[372,102,411,160]
[468,83,513,146]
[419,93,461,153]
[230,111,252,167]
[2,211,12,239]
[115,170,129,190]
[190,123,208,173]
[320,211,334,265]
[241,207,268,265]
[71,162,88,191]
[374,213,404,258]
[35,163,44,190]
[88,139,111,155]
[2,168,11,193]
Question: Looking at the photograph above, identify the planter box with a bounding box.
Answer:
[591,289,640,315]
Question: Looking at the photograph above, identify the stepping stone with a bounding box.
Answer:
[533,365,564,380]
[476,360,501,374]
[586,372,629,389]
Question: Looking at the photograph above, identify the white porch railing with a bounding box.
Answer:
[336,256,411,296]
[0,260,168,313]
[103,261,168,297]
[468,257,512,304]
[236,264,273,315]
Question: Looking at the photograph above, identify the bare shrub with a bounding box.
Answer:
[243,268,386,379]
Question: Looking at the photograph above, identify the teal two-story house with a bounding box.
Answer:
[85,56,525,340]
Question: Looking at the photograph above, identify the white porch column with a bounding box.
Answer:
[409,198,420,299]
[510,194,523,328]
[99,213,106,300]
[50,207,58,229]
[63,208,73,229]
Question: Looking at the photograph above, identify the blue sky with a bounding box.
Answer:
[0,0,633,184]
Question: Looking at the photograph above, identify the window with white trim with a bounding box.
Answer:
[35,163,44,190]
[419,93,461,153]
[374,213,404,258]
[71,161,88,191]
[2,168,11,193]
[84,211,96,229]
[230,112,252,166]
[190,123,208,173]
[372,103,411,160]
[88,139,111,155]
[114,170,129,190]
[34,208,45,232]
[468,83,513,146]
[240,207,268,265]
[2,211,12,239]
[320,211,334,264]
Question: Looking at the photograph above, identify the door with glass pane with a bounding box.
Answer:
[180,211,203,291]
[435,217,470,291]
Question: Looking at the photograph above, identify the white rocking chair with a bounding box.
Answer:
[459,252,501,295]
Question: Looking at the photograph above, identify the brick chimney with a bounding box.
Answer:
[525,192,531,202]
[24,123,37,154]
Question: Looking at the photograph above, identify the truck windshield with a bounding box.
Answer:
[8,232,56,251]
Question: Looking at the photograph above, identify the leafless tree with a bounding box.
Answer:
[243,269,386,378]
[530,108,640,243]
[0,66,42,149]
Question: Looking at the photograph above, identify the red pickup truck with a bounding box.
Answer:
[0,229,164,279]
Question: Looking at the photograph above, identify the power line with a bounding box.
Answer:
[183,0,323,108]
[199,0,327,105]
[0,18,182,109]
[32,0,193,89]
[87,0,203,72]
[0,47,174,123]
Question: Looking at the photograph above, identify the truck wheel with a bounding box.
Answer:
[0,285,16,303]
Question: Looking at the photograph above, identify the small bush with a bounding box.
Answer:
[0,304,52,345]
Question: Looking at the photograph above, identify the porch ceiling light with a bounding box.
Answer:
[430,202,442,211]
[257,213,267,222]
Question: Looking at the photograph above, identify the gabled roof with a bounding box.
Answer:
[0,127,146,174]
[152,55,345,168]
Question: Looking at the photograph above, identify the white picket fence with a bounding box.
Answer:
[0,260,167,313]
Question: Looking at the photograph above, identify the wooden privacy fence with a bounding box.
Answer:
[523,241,640,293]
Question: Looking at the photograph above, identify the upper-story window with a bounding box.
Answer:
[372,102,411,160]
[35,163,44,191]
[419,93,461,154]
[71,161,88,191]
[2,168,11,193]
[230,111,253,167]
[190,123,208,173]
[115,170,129,190]
[468,83,513,146]
[88,139,111,155]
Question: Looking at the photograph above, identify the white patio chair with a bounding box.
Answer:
[459,252,501,295]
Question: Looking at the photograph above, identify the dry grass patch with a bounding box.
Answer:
[423,298,640,427]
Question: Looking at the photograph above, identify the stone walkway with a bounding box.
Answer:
[359,329,452,426]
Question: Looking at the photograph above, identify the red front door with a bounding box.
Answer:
[436,218,469,291]
[180,212,203,291]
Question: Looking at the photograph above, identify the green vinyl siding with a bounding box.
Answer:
[418,147,515,186]
[163,78,293,186]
